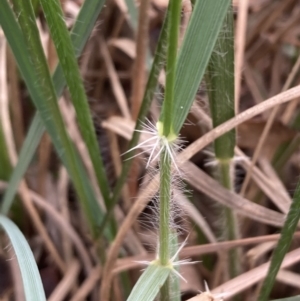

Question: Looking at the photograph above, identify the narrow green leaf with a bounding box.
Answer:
[31,0,40,14]
[205,6,239,278]
[170,0,231,135]
[258,182,300,301]
[0,125,11,180]
[39,0,111,209]
[127,263,171,301]
[1,119,42,214]
[1,0,102,236]
[1,0,107,221]
[0,215,46,301]
[206,7,235,160]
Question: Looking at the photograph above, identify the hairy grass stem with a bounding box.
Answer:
[206,6,240,279]
[157,1,182,300]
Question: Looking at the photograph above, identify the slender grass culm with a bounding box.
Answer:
[126,1,184,301]
[206,5,240,279]
[156,1,182,299]
[125,1,232,300]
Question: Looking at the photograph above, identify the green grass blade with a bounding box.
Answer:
[206,7,235,160]
[69,0,106,54]
[39,0,111,208]
[126,264,171,301]
[31,0,40,14]
[169,0,231,135]
[1,0,103,237]
[205,6,239,278]
[0,215,46,300]
[0,126,11,180]
[258,182,300,301]
[52,0,107,90]
[1,0,106,217]
[1,119,41,214]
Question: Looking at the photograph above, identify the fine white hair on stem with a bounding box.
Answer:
[122,118,196,282]
[134,235,199,283]
[122,118,185,173]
